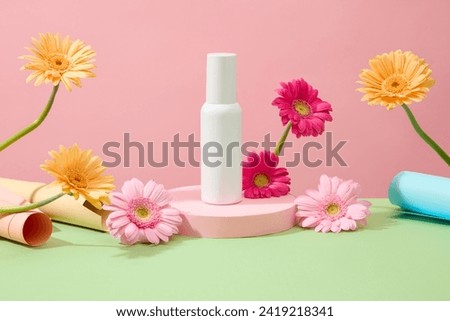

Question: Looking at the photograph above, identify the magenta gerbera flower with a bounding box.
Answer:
[104,178,182,245]
[242,150,291,198]
[295,175,371,233]
[272,78,333,138]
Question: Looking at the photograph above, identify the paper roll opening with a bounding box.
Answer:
[22,213,52,247]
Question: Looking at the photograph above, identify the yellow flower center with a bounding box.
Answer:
[254,173,270,188]
[48,53,70,71]
[66,169,88,189]
[326,203,340,216]
[382,74,407,94]
[135,207,152,219]
[293,100,311,116]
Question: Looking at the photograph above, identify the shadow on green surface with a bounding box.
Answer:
[40,237,73,248]
[0,230,70,249]
[253,227,301,239]
[31,237,118,250]
[394,210,450,226]
[363,206,398,231]
[113,234,193,259]
[30,234,193,258]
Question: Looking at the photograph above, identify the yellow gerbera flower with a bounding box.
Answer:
[20,33,96,91]
[41,144,115,209]
[358,50,435,110]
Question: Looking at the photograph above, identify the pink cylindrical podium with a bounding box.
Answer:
[170,185,296,238]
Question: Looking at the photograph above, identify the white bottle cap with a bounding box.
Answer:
[206,53,237,104]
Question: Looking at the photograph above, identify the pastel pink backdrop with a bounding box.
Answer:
[1,0,449,197]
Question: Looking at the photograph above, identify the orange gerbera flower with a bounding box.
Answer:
[41,144,115,209]
[20,33,95,91]
[358,50,435,110]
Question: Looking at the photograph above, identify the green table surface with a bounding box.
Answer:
[1,199,449,301]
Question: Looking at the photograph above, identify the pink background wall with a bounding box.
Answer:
[1,0,449,197]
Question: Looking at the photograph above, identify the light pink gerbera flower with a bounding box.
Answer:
[104,178,182,245]
[242,150,291,198]
[272,78,333,138]
[295,175,371,233]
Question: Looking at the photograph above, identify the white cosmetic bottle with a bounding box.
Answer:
[201,53,242,205]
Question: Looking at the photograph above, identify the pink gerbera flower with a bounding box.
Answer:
[272,78,333,138]
[104,178,182,245]
[295,175,371,233]
[242,150,291,198]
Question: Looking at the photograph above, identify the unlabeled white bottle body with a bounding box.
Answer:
[201,53,242,205]
[201,103,242,204]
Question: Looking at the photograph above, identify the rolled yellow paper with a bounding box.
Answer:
[0,178,110,231]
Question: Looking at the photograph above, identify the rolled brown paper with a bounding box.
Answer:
[0,186,52,246]
[0,177,110,231]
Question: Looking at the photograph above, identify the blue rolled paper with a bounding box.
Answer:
[388,171,450,221]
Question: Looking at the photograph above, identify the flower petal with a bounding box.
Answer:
[318,175,332,194]
[149,183,172,207]
[144,228,160,245]
[153,228,169,243]
[107,210,128,220]
[301,216,321,228]
[109,216,130,229]
[346,203,369,220]
[331,221,341,233]
[124,223,139,240]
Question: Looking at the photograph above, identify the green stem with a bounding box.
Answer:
[0,192,65,215]
[274,122,292,156]
[0,84,60,152]
[401,103,450,166]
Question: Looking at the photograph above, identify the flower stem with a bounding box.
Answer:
[0,192,66,215]
[274,122,292,156]
[401,103,450,166]
[0,84,60,152]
